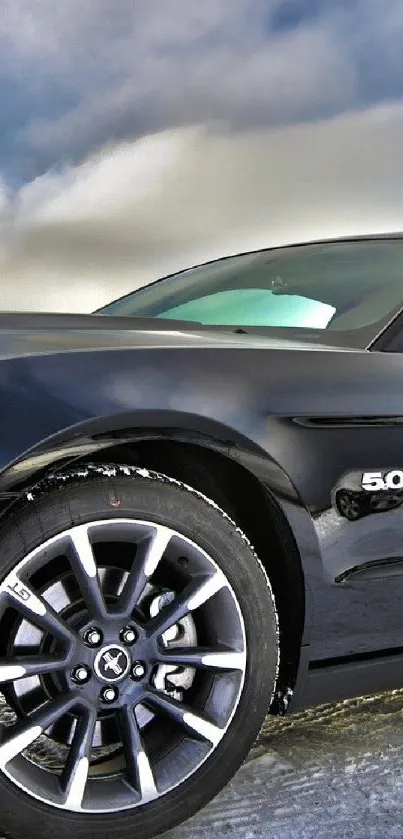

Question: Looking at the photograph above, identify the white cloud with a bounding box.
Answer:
[1,100,403,312]
[17,130,189,224]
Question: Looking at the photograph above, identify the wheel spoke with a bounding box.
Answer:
[155,647,246,672]
[147,571,226,639]
[0,654,69,684]
[0,693,78,767]
[0,573,75,644]
[68,526,107,619]
[116,526,172,616]
[144,690,222,746]
[119,706,158,802]
[61,707,97,810]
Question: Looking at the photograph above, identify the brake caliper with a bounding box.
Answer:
[150,590,197,700]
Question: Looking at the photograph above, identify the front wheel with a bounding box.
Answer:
[0,465,279,839]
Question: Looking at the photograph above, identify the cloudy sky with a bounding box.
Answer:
[2,0,403,310]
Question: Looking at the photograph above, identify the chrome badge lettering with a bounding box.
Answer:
[361,470,403,491]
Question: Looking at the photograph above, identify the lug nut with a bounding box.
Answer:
[71,664,91,684]
[120,625,137,646]
[100,685,119,703]
[83,626,103,648]
[131,661,147,681]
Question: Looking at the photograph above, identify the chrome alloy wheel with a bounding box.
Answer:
[0,519,247,813]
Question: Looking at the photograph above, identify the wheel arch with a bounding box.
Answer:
[0,415,306,713]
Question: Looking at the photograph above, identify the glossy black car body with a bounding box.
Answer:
[2,233,403,717]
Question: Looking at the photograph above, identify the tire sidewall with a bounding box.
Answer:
[0,471,278,839]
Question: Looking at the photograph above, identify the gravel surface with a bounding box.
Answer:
[2,690,403,839]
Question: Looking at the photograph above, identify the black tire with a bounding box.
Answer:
[0,465,279,839]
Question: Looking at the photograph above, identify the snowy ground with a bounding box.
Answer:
[2,689,403,839]
[166,689,403,839]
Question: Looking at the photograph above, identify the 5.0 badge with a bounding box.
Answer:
[361,470,403,491]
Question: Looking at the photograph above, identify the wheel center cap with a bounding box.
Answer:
[94,644,131,683]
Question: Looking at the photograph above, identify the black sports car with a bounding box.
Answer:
[1,233,403,839]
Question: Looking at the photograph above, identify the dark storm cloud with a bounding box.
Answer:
[1,0,403,180]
